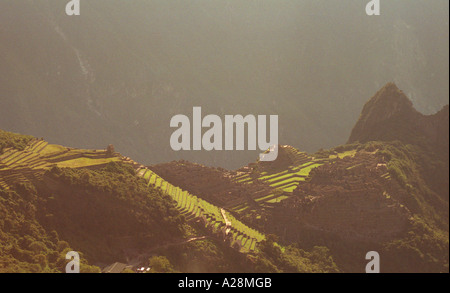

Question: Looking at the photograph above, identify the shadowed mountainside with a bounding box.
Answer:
[0,83,448,272]
[348,83,449,156]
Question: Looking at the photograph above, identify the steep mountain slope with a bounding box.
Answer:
[348,83,449,155]
[0,130,338,273]
[149,141,449,272]
[264,142,449,273]
[256,85,448,272]
[0,82,448,272]
[193,84,447,272]
[347,82,449,206]
[149,160,276,209]
[0,131,185,272]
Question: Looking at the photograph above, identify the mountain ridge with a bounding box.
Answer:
[348,83,449,156]
[0,83,448,273]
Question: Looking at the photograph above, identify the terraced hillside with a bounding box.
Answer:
[133,166,266,253]
[270,149,411,242]
[0,138,121,190]
[150,160,277,210]
[148,146,357,217]
[230,145,356,212]
[0,135,267,254]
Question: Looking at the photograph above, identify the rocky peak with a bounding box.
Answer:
[347,83,448,155]
[350,83,416,133]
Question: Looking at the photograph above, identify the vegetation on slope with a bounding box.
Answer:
[140,225,339,273]
[0,185,100,272]
[0,160,186,272]
[252,141,449,273]
[37,162,185,264]
[136,165,340,272]
[0,132,340,273]
[0,130,34,155]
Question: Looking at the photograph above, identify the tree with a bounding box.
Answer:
[260,234,281,258]
[148,256,175,273]
[29,241,46,253]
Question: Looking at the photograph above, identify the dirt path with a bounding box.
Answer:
[221,208,232,235]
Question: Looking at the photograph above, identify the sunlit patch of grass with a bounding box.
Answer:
[39,144,67,155]
[56,157,120,168]
[266,196,289,203]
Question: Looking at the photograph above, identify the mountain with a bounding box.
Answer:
[0,130,338,273]
[348,83,449,156]
[0,85,448,272]
[149,84,449,272]
[347,82,449,208]
[0,132,185,272]
[152,141,449,272]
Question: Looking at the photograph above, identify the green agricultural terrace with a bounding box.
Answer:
[230,145,356,212]
[135,166,267,253]
[0,138,121,190]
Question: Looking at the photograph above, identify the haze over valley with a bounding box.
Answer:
[1,0,448,169]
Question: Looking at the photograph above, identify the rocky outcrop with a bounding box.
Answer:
[348,83,449,156]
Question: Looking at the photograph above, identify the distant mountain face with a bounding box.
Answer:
[0,0,448,169]
[348,83,449,156]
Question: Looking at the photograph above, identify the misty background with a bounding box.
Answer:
[0,0,448,169]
